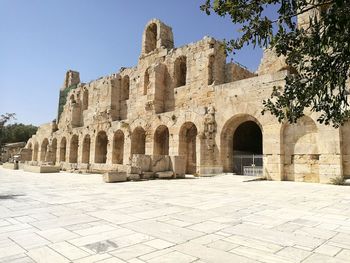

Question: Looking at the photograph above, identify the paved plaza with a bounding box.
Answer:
[0,167,350,263]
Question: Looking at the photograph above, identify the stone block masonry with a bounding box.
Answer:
[24,18,348,183]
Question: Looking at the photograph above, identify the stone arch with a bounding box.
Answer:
[60,137,67,162]
[131,127,146,156]
[69,135,79,163]
[179,122,198,174]
[155,64,172,113]
[82,135,91,164]
[154,125,169,155]
[26,142,33,161]
[122,76,130,100]
[51,138,57,163]
[112,130,124,164]
[174,56,187,87]
[33,142,39,161]
[82,89,89,110]
[144,68,150,95]
[283,116,319,182]
[95,131,108,164]
[208,55,215,85]
[40,138,49,162]
[221,115,263,173]
[145,23,157,53]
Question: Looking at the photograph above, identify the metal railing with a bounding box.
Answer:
[233,153,263,176]
[243,166,263,176]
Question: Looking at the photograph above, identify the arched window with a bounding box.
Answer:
[122,76,130,100]
[145,23,157,53]
[174,56,187,87]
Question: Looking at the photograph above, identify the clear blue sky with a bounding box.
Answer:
[0,0,263,126]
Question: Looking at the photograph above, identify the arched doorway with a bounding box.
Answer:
[40,138,49,162]
[283,116,319,182]
[131,127,146,156]
[51,138,57,164]
[179,122,197,174]
[154,125,169,155]
[221,116,263,174]
[69,135,79,163]
[95,131,108,163]
[33,142,39,161]
[82,135,91,164]
[60,137,67,162]
[112,130,124,164]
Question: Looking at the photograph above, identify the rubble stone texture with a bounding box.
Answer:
[24,18,348,183]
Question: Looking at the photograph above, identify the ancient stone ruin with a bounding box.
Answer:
[23,19,350,183]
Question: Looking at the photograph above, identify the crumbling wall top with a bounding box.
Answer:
[61,70,80,91]
[141,19,174,57]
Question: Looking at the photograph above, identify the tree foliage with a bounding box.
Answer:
[0,113,37,148]
[0,113,16,128]
[201,0,350,127]
[1,123,38,144]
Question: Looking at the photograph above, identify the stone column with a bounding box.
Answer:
[318,127,342,183]
[263,123,284,181]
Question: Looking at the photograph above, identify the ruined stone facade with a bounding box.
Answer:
[24,19,349,183]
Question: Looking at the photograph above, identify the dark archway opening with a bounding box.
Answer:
[131,127,146,156]
[179,122,197,174]
[233,121,262,155]
[154,125,169,155]
[232,121,263,174]
[95,131,108,164]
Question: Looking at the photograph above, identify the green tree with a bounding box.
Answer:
[2,124,38,144]
[201,0,350,127]
[0,113,16,148]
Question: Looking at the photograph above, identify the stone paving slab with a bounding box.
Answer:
[0,167,350,262]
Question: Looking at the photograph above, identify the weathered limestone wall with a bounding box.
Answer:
[25,18,345,183]
[257,49,288,76]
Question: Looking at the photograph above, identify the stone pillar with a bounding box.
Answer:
[124,133,132,165]
[318,127,342,183]
[196,135,201,175]
[145,132,153,156]
[78,136,84,164]
[106,132,113,165]
[263,123,284,180]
